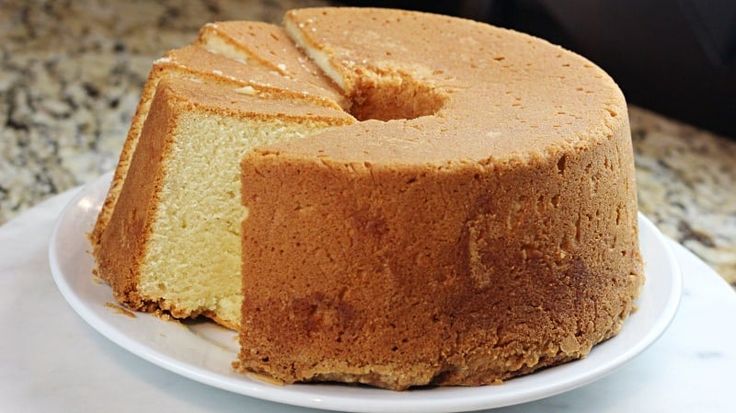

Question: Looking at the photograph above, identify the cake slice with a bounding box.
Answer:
[90,22,344,261]
[96,77,353,328]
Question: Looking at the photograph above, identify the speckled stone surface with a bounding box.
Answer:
[631,109,736,283]
[1,0,735,284]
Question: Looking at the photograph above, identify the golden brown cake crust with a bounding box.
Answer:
[196,21,348,108]
[165,45,343,108]
[95,81,177,310]
[237,7,644,390]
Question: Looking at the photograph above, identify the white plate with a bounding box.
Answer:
[49,172,681,413]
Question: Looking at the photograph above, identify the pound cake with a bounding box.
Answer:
[93,7,644,389]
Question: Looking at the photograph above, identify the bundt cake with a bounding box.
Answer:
[91,7,644,390]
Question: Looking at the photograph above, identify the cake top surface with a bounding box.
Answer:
[162,45,341,108]
[197,21,347,108]
[248,7,626,168]
[157,76,354,124]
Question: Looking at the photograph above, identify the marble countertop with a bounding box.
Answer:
[1,0,735,284]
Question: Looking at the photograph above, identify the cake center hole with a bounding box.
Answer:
[347,71,447,121]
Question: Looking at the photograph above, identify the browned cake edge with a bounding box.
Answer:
[95,80,179,313]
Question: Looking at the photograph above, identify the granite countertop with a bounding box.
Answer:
[2,0,735,284]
